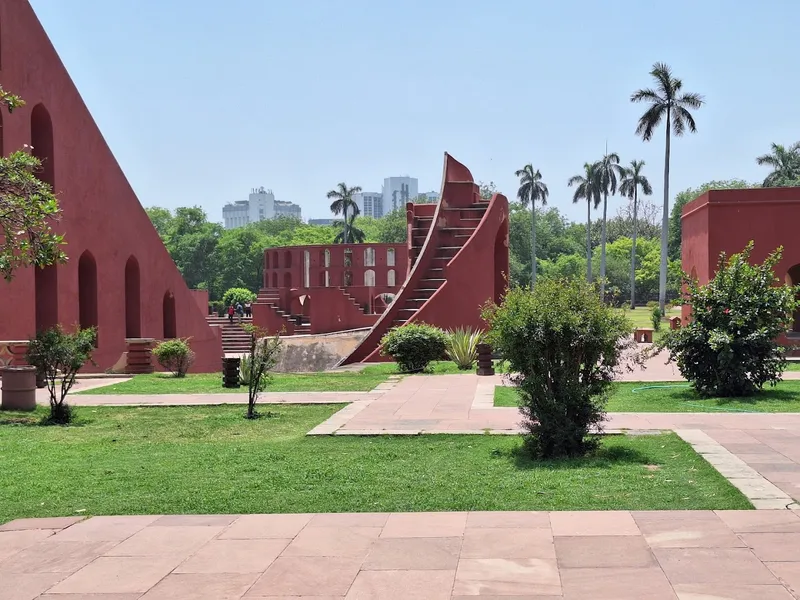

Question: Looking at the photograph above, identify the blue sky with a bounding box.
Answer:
[29,0,798,223]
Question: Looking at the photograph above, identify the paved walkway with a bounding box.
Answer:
[2,510,800,599]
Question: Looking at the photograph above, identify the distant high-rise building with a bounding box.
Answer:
[222,187,302,229]
[419,191,440,204]
[353,191,384,218]
[383,176,419,212]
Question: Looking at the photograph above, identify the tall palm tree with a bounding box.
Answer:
[327,183,362,244]
[514,164,549,286]
[631,62,703,313]
[333,213,365,244]
[595,152,622,299]
[619,160,653,309]
[756,142,800,187]
[568,162,601,282]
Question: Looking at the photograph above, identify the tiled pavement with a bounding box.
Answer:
[3,511,800,599]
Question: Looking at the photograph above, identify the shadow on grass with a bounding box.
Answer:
[665,386,799,406]
[502,436,654,471]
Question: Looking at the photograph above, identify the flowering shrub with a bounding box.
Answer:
[658,243,798,397]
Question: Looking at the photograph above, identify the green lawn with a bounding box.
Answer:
[79,361,471,395]
[495,380,800,412]
[0,404,749,521]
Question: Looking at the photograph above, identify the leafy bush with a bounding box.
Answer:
[651,305,662,331]
[222,287,256,308]
[26,326,97,424]
[380,323,447,373]
[446,327,484,370]
[152,338,195,377]
[658,243,798,397]
[483,279,633,459]
[241,326,283,419]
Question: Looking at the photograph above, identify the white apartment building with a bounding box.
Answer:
[420,190,440,203]
[353,191,384,219]
[222,187,302,229]
[383,176,419,212]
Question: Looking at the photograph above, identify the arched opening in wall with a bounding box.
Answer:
[343,271,353,287]
[162,291,176,339]
[31,104,55,188]
[786,264,800,333]
[387,248,395,267]
[387,269,396,287]
[273,252,279,268]
[493,220,509,306]
[284,272,292,289]
[271,272,278,288]
[284,250,292,269]
[125,256,141,338]
[304,250,310,288]
[265,253,270,269]
[78,251,99,344]
[344,248,352,267]
[324,249,331,268]
[364,269,376,287]
[364,247,375,267]
[35,266,58,332]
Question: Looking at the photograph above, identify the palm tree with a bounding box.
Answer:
[327,183,362,244]
[595,152,622,299]
[333,213,365,244]
[631,62,703,313]
[514,164,549,286]
[756,142,800,187]
[619,160,653,309]
[568,162,601,282]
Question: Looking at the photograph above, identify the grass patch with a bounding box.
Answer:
[0,404,749,521]
[495,381,800,412]
[79,361,472,395]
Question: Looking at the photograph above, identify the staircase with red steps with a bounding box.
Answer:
[340,153,509,365]
[205,315,254,354]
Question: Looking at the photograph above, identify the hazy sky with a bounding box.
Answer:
[29,0,798,223]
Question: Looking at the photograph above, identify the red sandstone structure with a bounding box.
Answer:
[0,0,222,371]
[681,186,800,337]
[252,243,407,336]
[252,154,510,363]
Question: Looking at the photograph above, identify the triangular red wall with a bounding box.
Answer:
[0,0,222,371]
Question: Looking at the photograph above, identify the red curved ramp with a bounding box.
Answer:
[341,153,509,365]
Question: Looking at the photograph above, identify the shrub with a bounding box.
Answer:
[658,243,798,397]
[483,279,633,459]
[241,326,283,419]
[380,323,447,373]
[222,287,257,308]
[646,300,658,309]
[152,338,195,377]
[446,327,483,370]
[26,326,96,424]
[651,305,663,331]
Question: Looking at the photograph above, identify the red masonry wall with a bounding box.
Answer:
[0,0,222,372]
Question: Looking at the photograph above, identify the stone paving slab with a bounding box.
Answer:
[3,511,800,598]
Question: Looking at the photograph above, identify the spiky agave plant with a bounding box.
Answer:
[446,327,484,370]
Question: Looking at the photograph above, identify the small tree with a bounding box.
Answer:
[657,243,797,397]
[0,87,66,280]
[222,287,257,308]
[26,326,97,424]
[242,325,283,419]
[380,323,448,373]
[152,338,195,377]
[484,280,633,458]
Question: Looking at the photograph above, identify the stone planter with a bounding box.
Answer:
[1,366,37,411]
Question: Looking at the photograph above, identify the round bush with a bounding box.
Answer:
[380,323,447,373]
[222,287,257,308]
[152,338,195,377]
